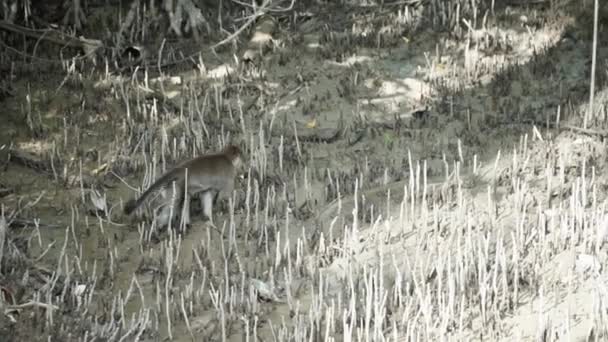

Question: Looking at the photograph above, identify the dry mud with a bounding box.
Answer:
[2,1,608,341]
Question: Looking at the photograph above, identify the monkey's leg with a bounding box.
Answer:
[200,190,216,223]
[156,181,184,228]
[213,190,220,206]
[156,201,173,228]
[181,189,192,227]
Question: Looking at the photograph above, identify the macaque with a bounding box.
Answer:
[124,145,242,225]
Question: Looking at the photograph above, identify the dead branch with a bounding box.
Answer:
[7,148,59,177]
[0,20,104,59]
[7,147,106,189]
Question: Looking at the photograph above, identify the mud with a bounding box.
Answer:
[2,1,608,341]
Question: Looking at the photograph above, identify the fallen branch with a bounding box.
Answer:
[8,218,61,229]
[367,107,430,129]
[287,127,341,143]
[560,124,608,137]
[497,119,608,138]
[7,148,59,176]
[7,147,106,189]
[0,20,103,59]
[6,300,59,311]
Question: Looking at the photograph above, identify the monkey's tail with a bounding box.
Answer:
[123,169,182,215]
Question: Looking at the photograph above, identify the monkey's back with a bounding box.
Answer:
[178,153,236,194]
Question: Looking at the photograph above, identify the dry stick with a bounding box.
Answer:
[6,300,59,311]
[33,240,56,263]
[29,27,53,61]
[558,124,608,137]
[0,212,5,276]
[584,0,599,128]
[218,0,223,32]
[180,292,194,339]
[7,191,45,225]
[292,120,302,160]
[165,243,173,340]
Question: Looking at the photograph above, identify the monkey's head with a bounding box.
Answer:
[224,144,243,167]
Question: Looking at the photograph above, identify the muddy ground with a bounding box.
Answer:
[1,0,608,341]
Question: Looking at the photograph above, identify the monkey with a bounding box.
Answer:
[124,145,242,226]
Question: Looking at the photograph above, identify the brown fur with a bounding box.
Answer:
[124,145,242,223]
